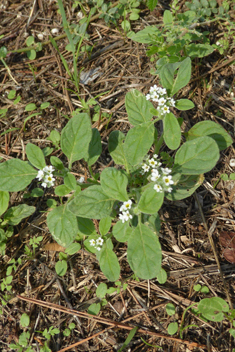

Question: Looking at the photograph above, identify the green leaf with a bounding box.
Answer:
[99,239,120,281]
[201,286,210,293]
[128,26,159,43]
[20,313,30,327]
[77,217,96,236]
[68,185,114,219]
[146,0,158,11]
[47,204,78,247]
[64,173,77,190]
[159,62,181,91]
[40,102,50,109]
[157,268,167,284]
[175,99,195,110]
[85,128,102,166]
[229,329,235,338]
[163,10,173,24]
[61,113,92,165]
[186,121,233,151]
[47,130,61,147]
[96,283,107,298]
[27,49,36,60]
[125,89,153,126]
[99,216,112,237]
[55,260,67,276]
[113,221,132,242]
[194,284,202,292]
[174,136,219,175]
[0,46,7,59]
[171,58,191,96]
[4,205,35,225]
[197,297,229,322]
[25,103,37,111]
[145,213,161,233]
[108,131,128,167]
[124,121,154,166]
[30,188,44,197]
[88,303,101,315]
[118,327,138,352]
[167,174,204,201]
[127,223,162,279]
[50,156,64,170]
[0,159,37,192]
[100,168,128,202]
[0,191,9,216]
[65,242,81,255]
[185,43,214,58]
[55,184,71,196]
[136,185,164,214]
[163,113,181,150]
[168,322,178,335]
[26,143,46,169]
[26,36,34,46]
[166,303,175,316]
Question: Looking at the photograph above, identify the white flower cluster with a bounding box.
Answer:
[141,154,174,193]
[90,237,104,251]
[146,85,175,116]
[36,165,55,188]
[119,199,133,223]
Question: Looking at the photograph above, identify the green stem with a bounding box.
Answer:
[154,133,164,155]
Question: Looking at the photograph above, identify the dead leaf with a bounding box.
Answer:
[219,231,235,264]
[43,243,65,252]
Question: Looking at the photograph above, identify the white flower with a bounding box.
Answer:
[161,167,172,175]
[78,176,85,183]
[142,164,150,173]
[36,170,44,181]
[149,158,158,168]
[96,237,104,246]
[168,98,175,107]
[153,154,158,159]
[158,97,166,106]
[146,94,151,100]
[151,169,160,182]
[154,184,163,192]
[41,182,48,188]
[162,105,170,114]
[44,174,55,184]
[43,165,55,173]
[120,199,132,212]
[119,212,129,223]
[158,88,167,95]
[124,210,133,221]
[167,187,173,193]
[96,246,101,251]
[163,175,174,186]
[230,159,235,167]
[90,239,96,246]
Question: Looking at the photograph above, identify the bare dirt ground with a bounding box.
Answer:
[0,0,235,351]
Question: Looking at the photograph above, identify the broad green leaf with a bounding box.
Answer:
[50,156,65,170]
[20,314,30,328]
[99,240,120,281]
[68,185,114,219]
[100,168,128,202]
[163,113,181,150]
[30,188,44,197]
[124,121,154,166]
[77,217,96,236]
[185,43,214,58]
[136,185,164,214]
[157,268,167,284]
[146,213,161,233]
[55,260,67,276]
[168,322,178,335]
[174,136,219,175]
[127,223,162,279]
[61,113,92,165]
[64,173,77,190]
[85,128,102,166]
[125,90,153,126]
[128,26,160,44]
[175,99,195,110]
[47,204,78,247]
[113,220,132,242]
[197,297,229,322]
[108,131,128,167]
[99,216,112,237]
[163,10,173,24]
[65,242,81,255]
[88,303,101,315]
[26,143,46,169]
[167,174,204,201]
[186,121,233,151]
[0,46,7,59]
[159,62,181,91]
[171,57,191,96]
[166,303,175,316]
[0,191,9,216]
[96,283,107,298]
[55,184,71,196]
[0,159,37,192]
[4,205,35,225]
[147,0,158,11]
[25,103,37,111]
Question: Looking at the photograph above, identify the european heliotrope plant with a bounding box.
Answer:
[0,58,233,281]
